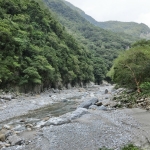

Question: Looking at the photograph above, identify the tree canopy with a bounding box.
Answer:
[42,0,131,70]
[0,0,95,91]
[108,40,150,92]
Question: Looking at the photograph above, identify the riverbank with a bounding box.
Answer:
[0,85,150,150]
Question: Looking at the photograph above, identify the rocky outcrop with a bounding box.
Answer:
[42,108,88,127]
[78,98,98,109]
[0,95,12,101]
[44,117,71,126]
[69,108,88,120]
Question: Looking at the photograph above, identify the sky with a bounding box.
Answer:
[65,0,150,27]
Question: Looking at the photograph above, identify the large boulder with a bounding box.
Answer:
[44,117,71,126]
[89,105,98,110]
[43,108,88,127]
[8,135,23,146]
[78,98,98,109]
[52,88,60,93]
[0,95,12,101]
[105,89,108,94]
[98,105,107,111]
[70,108,88,120]
[0,134,5,142]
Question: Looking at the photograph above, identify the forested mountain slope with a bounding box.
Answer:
[42,0,131,70]
[0,0,94,91]
[64,0,150,39]
[97,21,150,39]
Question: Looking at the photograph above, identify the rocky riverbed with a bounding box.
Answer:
[0,84,150,150]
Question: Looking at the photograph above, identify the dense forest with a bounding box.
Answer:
[41,0,133,83]
[0,0,132,93]
[62,0,150,95]
[0,0,95,92]
[1,0,149,93]
[108,40,150,93]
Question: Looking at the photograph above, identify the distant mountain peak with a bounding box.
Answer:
[63,1,150,39]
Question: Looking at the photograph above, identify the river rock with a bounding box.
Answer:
[0,134,5,142]
[102,99,111,106]
[52,88,59,93]
[0,129,11,138]
[78,98,98,109]
[110,101,118,107]
[20,119,26,123]
[146,105,150,110]
[5,130,13,138]
[70,108,88,120]
[0,95,12,101]
[51,95,57,100]
[8,135,23,146]
[3,125,11,130]
[43,117,50,122]
[98,105,107,111]
[0,99,4,104]
[95,101,103,106]
[89,105,98,110]
[79,88,85,92]
[27,128,32,131]
[136,99,145,103]
[44,117,71,126]
[105,89,108,94]
[5,143,11,147]
[14,125,26,132]
[25,124,33,128]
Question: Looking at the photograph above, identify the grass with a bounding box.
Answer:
[99,144,141,150]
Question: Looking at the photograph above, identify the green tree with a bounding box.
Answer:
[109,40,150,92]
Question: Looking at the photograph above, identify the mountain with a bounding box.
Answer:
[42,0,131,65]
[97,21,150,39]
[63,0,98,25]
[0,0,94,91]
[64,0,150,39]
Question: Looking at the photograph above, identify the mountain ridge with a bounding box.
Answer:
[64,0,150,39]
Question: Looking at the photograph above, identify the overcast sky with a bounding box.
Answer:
[65,0,150,27]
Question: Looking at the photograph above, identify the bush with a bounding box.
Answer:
[122,144,140,150]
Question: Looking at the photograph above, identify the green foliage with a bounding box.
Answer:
[140,82,150,93]
[109,40,150,92]
[121,144,140,150]
[42,0,131,80]
[0,0,94,90]
[93,57,107,84]
[99,144,140,150]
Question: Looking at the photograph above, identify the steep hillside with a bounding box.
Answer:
[0,0,94,91]
[42,0,131,69]
[64,0,150,39]
[63,0,98,26]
